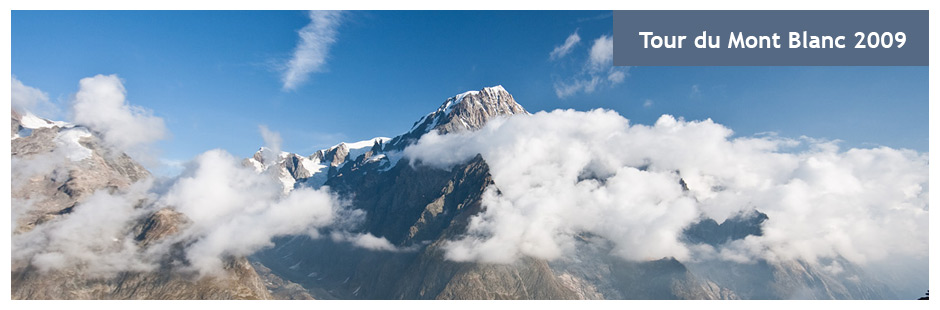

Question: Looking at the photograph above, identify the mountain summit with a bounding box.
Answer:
[250,86,529,193]
[386,85,527,151]
[426,85,528,134]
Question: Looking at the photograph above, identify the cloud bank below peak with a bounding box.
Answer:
[402,109,927,274]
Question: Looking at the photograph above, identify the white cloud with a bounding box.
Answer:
[552,34,628,98]
[71,74,166,161]
[403,109,928,271]
[154,149,346,276]
[258,124,283,164]
[12,76,55,116]
[281,10,343,91]
[330,232,400,252]
[607,70,625,84]
[643,99,654,108]
[152,140,404,275]
[13,181,158,277]
[12,81,395,278]
[553,77,599,98]
[550,31,581,60]
[588,35,614,70]
[13,145,353,277]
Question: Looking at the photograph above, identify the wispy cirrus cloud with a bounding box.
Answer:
[689,84,702,99]
[549,30,581,60]
[281,11,343,91]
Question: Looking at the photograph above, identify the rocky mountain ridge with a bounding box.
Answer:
[10,110,303,300]
[245,85,527,194]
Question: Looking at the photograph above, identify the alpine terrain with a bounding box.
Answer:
[245,86,906,300]
[10,86,918,300]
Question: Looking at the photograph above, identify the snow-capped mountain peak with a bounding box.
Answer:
[19,112,68,129]
[424,85,524,133]
[244,137,392,193]
[243,86,527,194]
[386,86,527,152]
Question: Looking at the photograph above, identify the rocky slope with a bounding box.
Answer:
[11,110,149,234]
[11,256,271,299]
[10,110,297,300]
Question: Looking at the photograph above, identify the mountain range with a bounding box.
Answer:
[10,86,910,299]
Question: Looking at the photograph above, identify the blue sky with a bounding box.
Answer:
[11,10,928,167]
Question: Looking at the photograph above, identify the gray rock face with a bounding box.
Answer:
[134,208,189,247]
[250,261,315,300]
[12,109,23,137]
[336,154,494,247]
[396,246,580,300]
[431,85,528,134]
[321,143,350,167]
[11,115,149,233]
[684,257,897,299]
[547,238,737,300]
[283,154,312,179]
[683,210,768,247]
[11,257,273,300]
[255,155,581,300]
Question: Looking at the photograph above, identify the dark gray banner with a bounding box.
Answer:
[613,10,928,66]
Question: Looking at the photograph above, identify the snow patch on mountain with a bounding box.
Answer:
[343,137,391,150]
[55,128,94,162]
[20,112,68,129]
